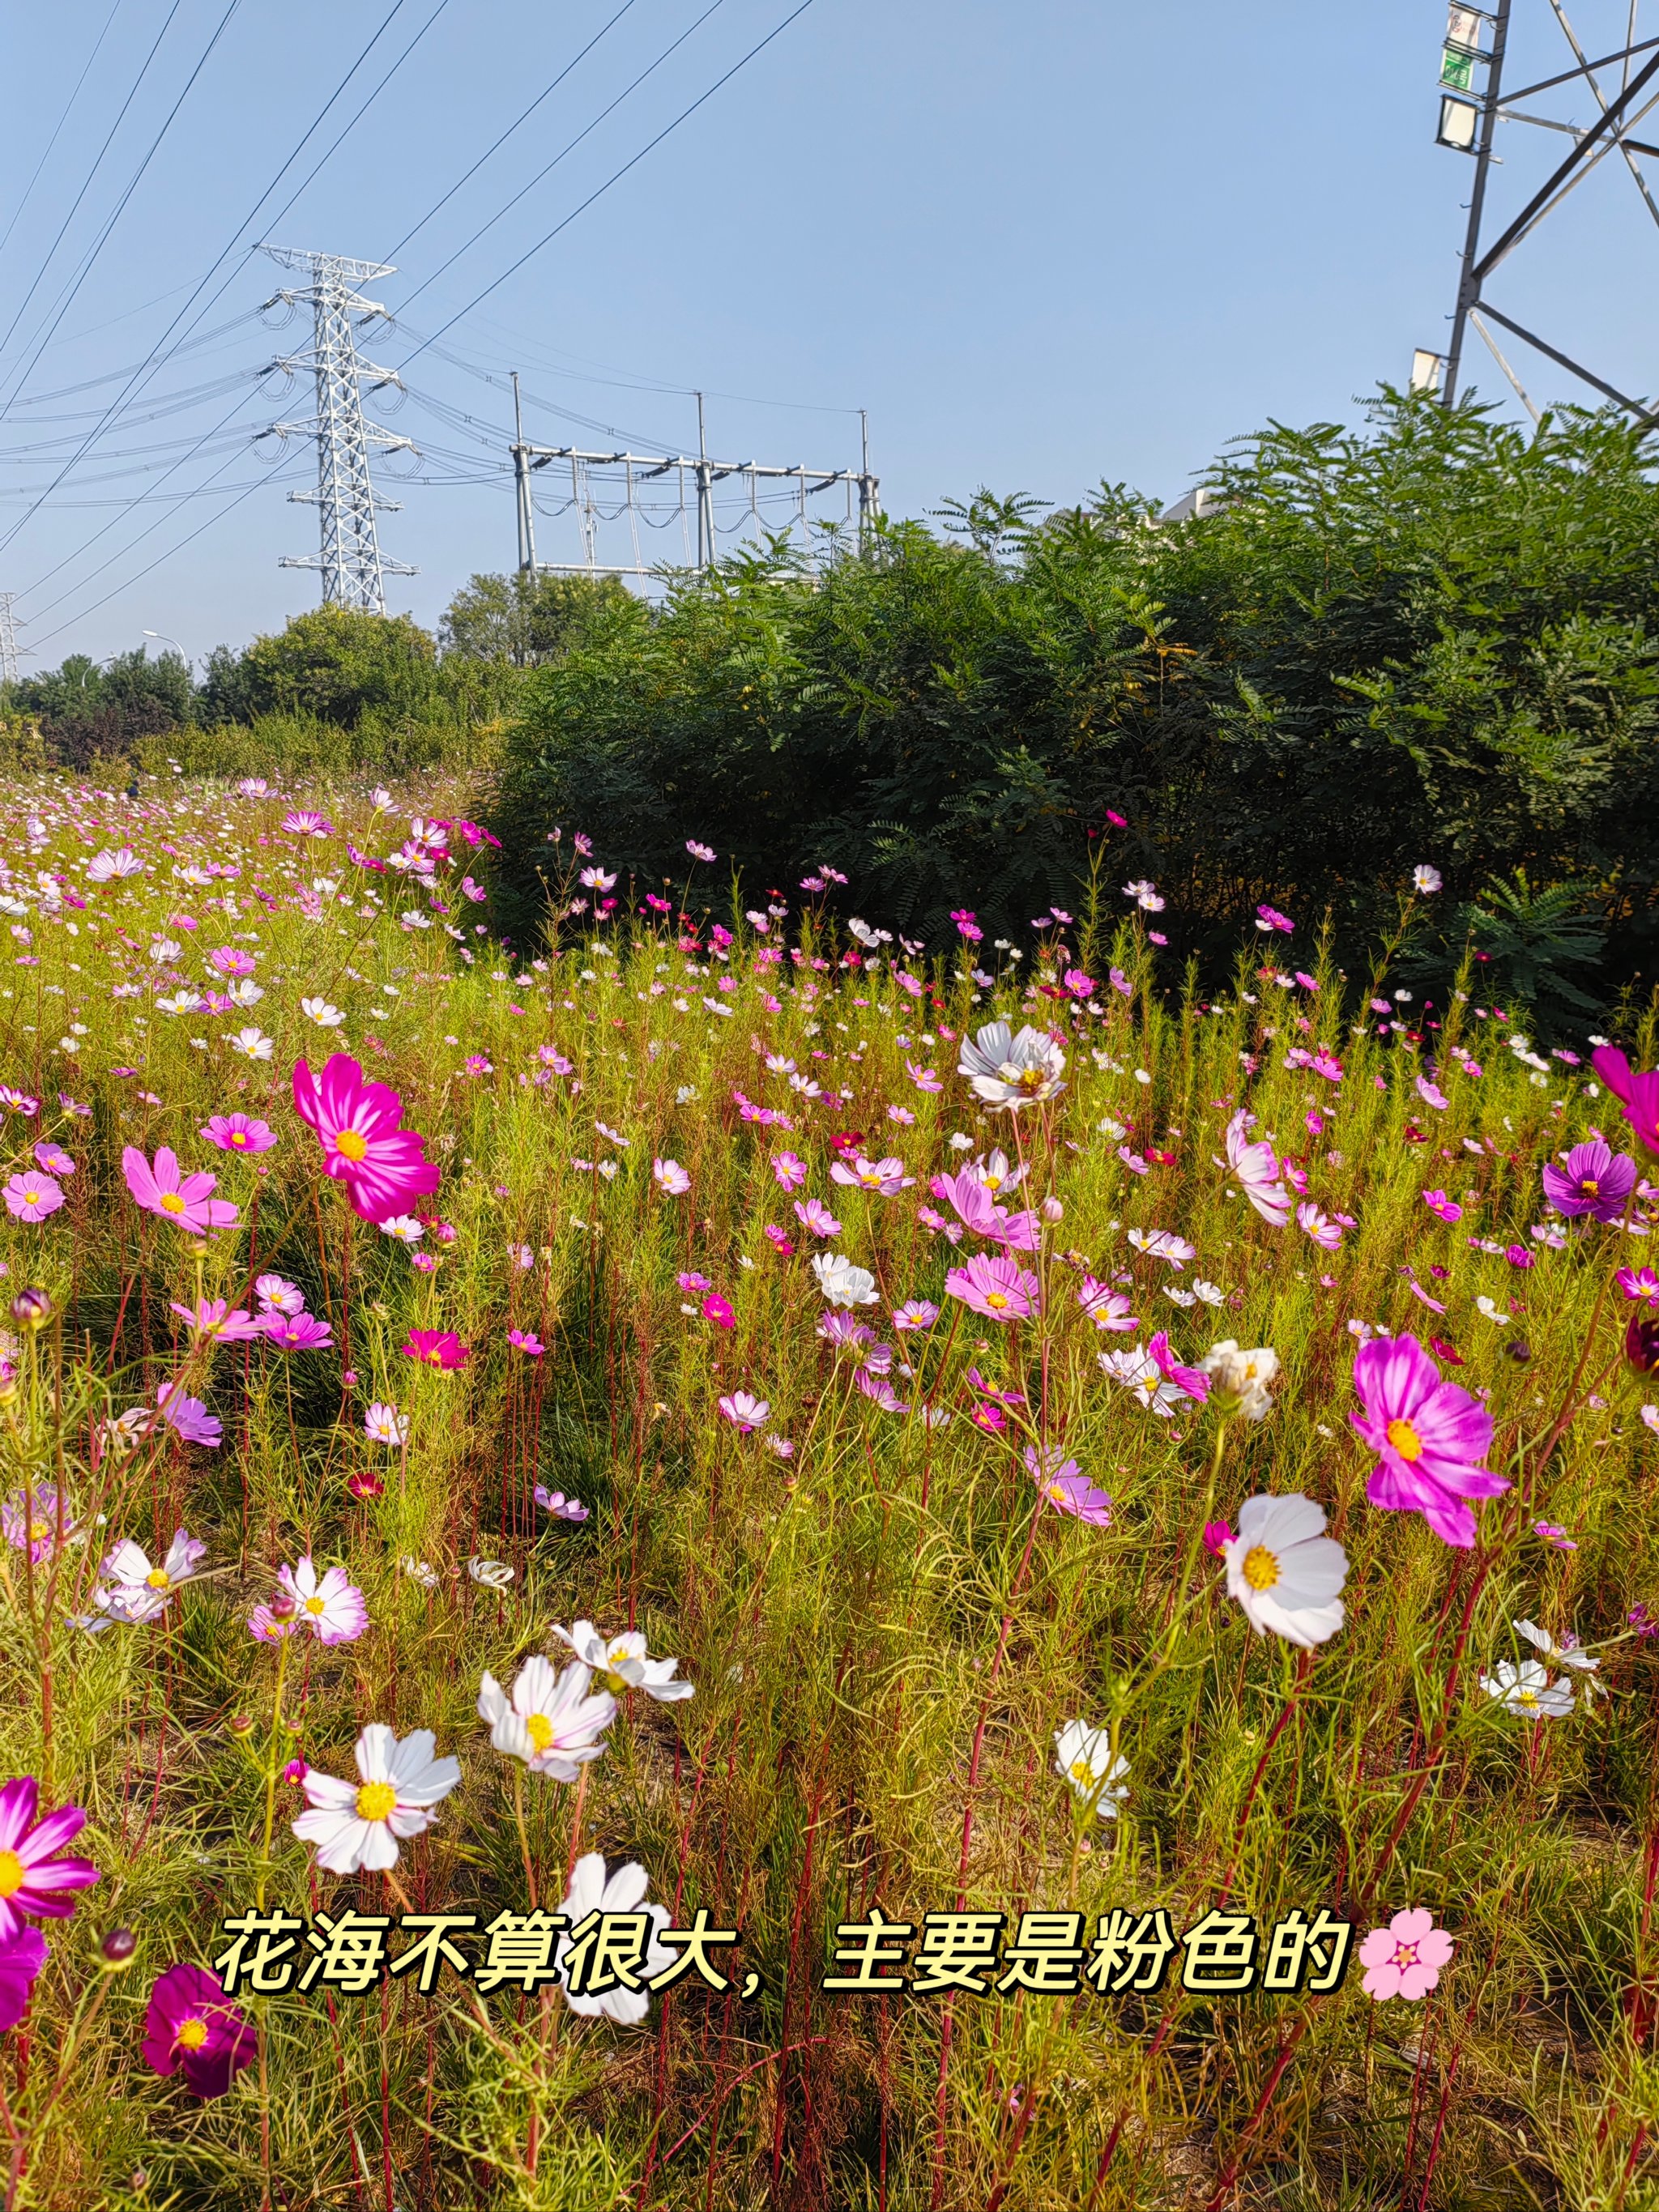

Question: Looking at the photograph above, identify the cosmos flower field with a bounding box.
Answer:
[0,773,1655,2211]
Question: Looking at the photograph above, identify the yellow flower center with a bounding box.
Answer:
[1580,1178,1598,1197]
[145,1569,171,1590]
[985,1174,1003,1192]
[1017,1068,1045,1092]
[23,1192,37,1207]
[1045,1484,1068,1505]
[334,1128,369,1162]
[305,1596,326,1615]
[356,1780,398,1821]
[230,1132,247,1147]
[28,1521,49,1542]
[175,2018,209,2052]
[160,1192,186,1214]
[1386,1417,1424,1462]
[1068,1760,1094,1786]
[526,1713,555,1752]
[985,1292,1009,1311]
[1242,1545,1279,1592]
[1515,1689,1538,1710]
[0,1849,24,1899]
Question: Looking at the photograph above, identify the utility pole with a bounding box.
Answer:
[258,245,419,614]
[858,408,873,547]
[511,370,538,577]
[0,595,19,686]
[1443,0,1513,407]
[694,390,714,571]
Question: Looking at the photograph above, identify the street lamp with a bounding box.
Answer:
[142,629,190,667]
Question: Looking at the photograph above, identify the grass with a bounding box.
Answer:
[0,768,1653,2211]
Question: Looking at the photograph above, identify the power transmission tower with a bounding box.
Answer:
[509,398,879,582]
[258,245,419,614]
[0,595,20,685]
[1423,2,1659,419]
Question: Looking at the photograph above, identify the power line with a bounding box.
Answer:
[383,0,645,260]
[396,0,820,369]
[0,0,249,418]
[0,0,130,261]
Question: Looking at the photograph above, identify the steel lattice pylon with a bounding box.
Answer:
[258,246,418,615]
[0,595,19,686]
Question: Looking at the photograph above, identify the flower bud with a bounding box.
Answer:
[9,1286,51,1330]
[1628,1311,1659,1376]
[267,1588,298,1621]
[282,1758,309,1784]
[228,1714,255,1738]
[99,1927,139,1971]
[1503,1336,1533,1365]
[1041,1196,1064,1223]
[1202,1520,1235,1558]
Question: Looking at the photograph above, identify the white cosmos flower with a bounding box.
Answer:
[552,1618,694,1702]
[1200,1340,1280,1421]
[1475,1296,1511,1326]
[1414,865,1443,894]
[466,1557,514,1588]
[364,1400,408,1446]
[957,1020,1067,1110]
[228,1026,274,1061]
[378,1215,424,1243]
[1218,1109,1291,1226]
[478,1657,616,1779]
[1480,1657,1574,1718]
[1126,1227,1196,1268]
[811,1252,879,1307]
[301,996,345,1027]
[225,978,264,1007]
[1513,1620,1601,1677]
[155,991,204,1016]
[1192,1279,1227,1306]
[96,1528,206,1622]
[1053,1720,1130,1820]
[1223,1494,1346,1649]
[292,1724,460,1873]
[399,1555,441,1589]
[553,1854,675,2022]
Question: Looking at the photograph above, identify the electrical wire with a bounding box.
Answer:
[0,0,130,260]
[395,0,820,369]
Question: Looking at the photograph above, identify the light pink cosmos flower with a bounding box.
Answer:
[4,1172,62,1222]
[1218,1110,1290,1226]
[906,1063,945,1093]
[254,1273,305,1316]
[1026,1446,1113,1524]
[1296,1201,1344,1252]
[771,1151,808,1192]
[208,948,257,978]
[794,1197,842,1238]
[168,1298,264,1343]
[96,1528,207,1622]
[199,1113,276,1155]
[945,1252,1040,1323]
[893,1299,939,1332]
[534,1485,588,1521]
[1422,1190,1462,1224]
[830,1154,915,1196]
[718,1392,770,1432]
[252,1558,368,1645]
[652,1157,690,1196]
[1358,1910,1454,2001]
[1416,1075,1449,1112]
[292,1054,440,1224]
[364,1401,408,1446]
[122,1148,237,1234]
[32,1142,74,1177]
[1078,1278,1139,1332]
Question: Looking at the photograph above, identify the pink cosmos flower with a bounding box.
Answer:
[893,1299,939,1331]
[508,1328,545,1356]
[1618,1267,1659,1304]
[199,1112,276,1155]
[1533,1519,1578,1551]
[1416,1075,1449,1112]
[169,1298,264,1343]
[1026,1446,1112,1524]
[771,1151,808,1191]
[1296,1201,1344,1252]
[1350,1332,1508,1548]
[122,1147,238,1234]
[534,1485,589,1521]
[762,1225,795,1255]
[1077,1277,1139,1332]
[1146,1331,1212,1402]
[652,1157,690,1196]
[401,1328,469,1370]
[907,1063,945,1093]
[32,1142,74,1177]
[1592,1045,1659,1157]
[677,1271,711,1294]
[1542,1139,1637,1223]
[0,1929,45,2034]
[719,1392,770,1431]
[830,1153,915,1196]
[945,1252,1040,1323]
[1422,1189,1462,1224]
[1220,1110,1290,1226]
[4,1172,62,1222]
[142,1963,254,2099]
[794,1197,842,1238]
[0,1777,99,1941]
[156,1383,222,1447]
[208,947,257,977]
[262,1311,335,1351]
[282,810,333,837]
[702,1294,736,1331]
[1202,1520,1235,1557]
[254,1273,305,1316]
[291,1054,440,1224]
[1358,1909,1454,2001]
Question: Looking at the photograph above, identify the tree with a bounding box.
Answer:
[440,571,640,667]
[228,606,437,727]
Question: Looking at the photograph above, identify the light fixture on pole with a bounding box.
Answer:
[1410,350,1447,394]
[143,629,190,667]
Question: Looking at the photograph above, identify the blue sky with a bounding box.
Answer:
[2,0,1656,667]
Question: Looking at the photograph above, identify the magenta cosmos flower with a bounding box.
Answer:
[0,1777,99,1941]
[945,1252,1040,1322]
[1358,1909,1454,2001]
[291,1054,440,1223]
[262,1311,334,1351]
[122,1147,238,1234]
[3,1171,63,1222]
[400,1327,469,1371]
[1350,1333,1508,1548]
[1593,1045,1659,1157]
[198,1112,276,1155]
[142,1963,254,2099]
[1542,1138,1637,1223]
[0,1929,45,2031]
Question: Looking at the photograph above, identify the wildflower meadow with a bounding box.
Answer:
[0,772,1654,2210]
